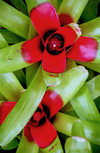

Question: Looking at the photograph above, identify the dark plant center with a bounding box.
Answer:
[31,107,46,127]
[42,104,50,119]
[43,30,55,42]
[46,34,64,55]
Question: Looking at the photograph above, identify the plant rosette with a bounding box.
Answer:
[0,100,63,153]
[0,1,100,86]
[0,65,88,152]
[22,2,100,75]
[0,0,100,153]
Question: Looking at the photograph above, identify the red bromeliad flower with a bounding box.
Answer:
[0,94,63,149]
[22,2,81,73]
[22,2,99,73]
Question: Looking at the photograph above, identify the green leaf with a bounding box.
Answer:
[86,68,95,81]
[58,0,89,22]
[0,33,8,49]
[62,74,100,115]
[77,61,100,73]
[0,29,24,44]
[71,120,85,138]
[0,65,47,146]
[50,0,58,10]
[65,59,76,71]
[0,101,5,104]
[80,17,100,37]
[14,69,26,88]
[0,0,30,39]
[94,96,100,111]
[0,33,24,101]
[57,0,63,9]
[2,138,19,150]
[60,102,73,113]
[66,110,78,118]
[0,42,30,74]
[10,0,28,15]
[41,136,64,153]
[48,66,88,106]
[0,72,24,101]
[91,143,100,153]
[53,112,100,145]
[70,84,100,123]
[65,137,92,153]
[43,69,63,86]
[0,93,6,101]
[42,58,76,87]
[26,63,40,87]
[80,0,100,22]
[87,75,100,100]
[16,133,39,153]
[27,23,37,39]
[25,0,37,39]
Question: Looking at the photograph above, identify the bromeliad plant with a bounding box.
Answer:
[0,101,63,152]
[0,0,100,76]
[22,2,100,74]
[0,0,100,153]
[22,2,81,73]
[0,65,88,153]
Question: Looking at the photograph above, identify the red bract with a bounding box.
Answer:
[22,2,99,73]
[21,3,77,73]
[0,93,63,148]
[24,91,63,148]
[59,14,74,25]
[0,102,16,125]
